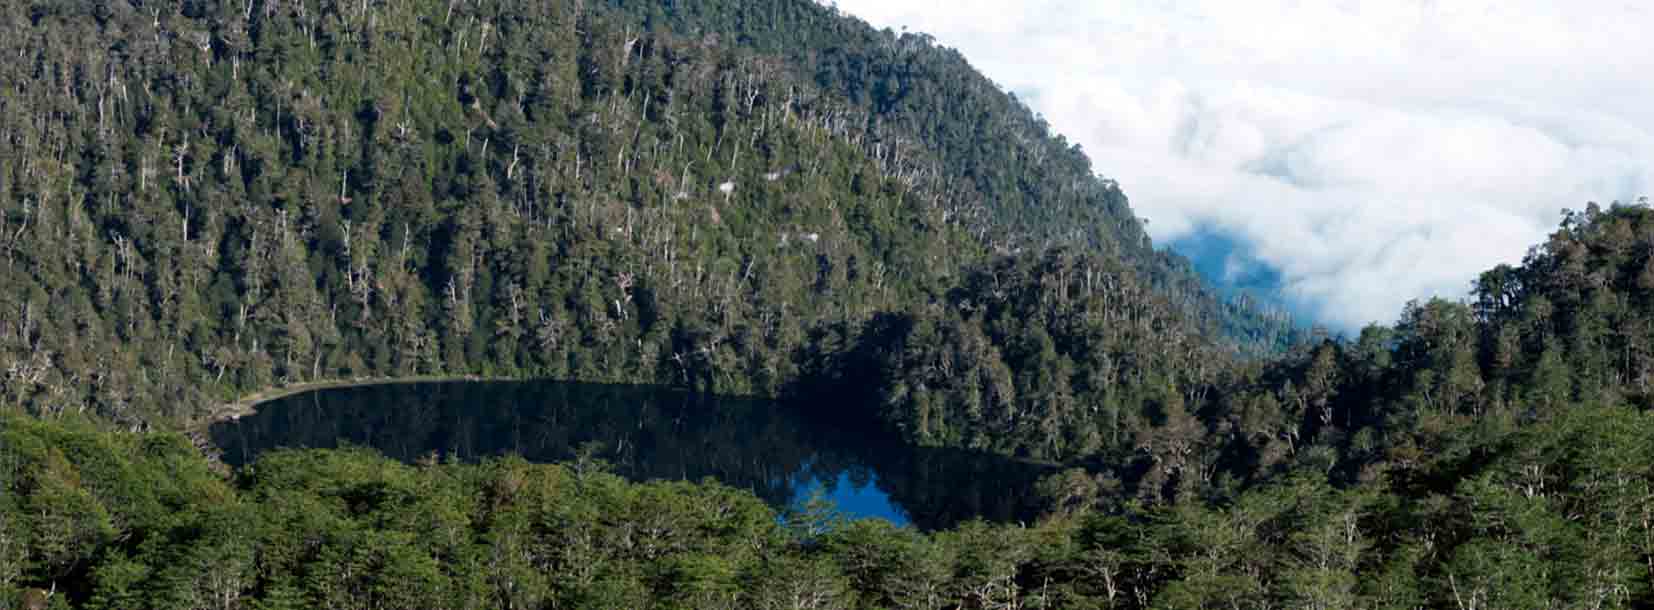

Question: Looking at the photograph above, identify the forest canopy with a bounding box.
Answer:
[4,0,1654,608]
[0,0,1294,433]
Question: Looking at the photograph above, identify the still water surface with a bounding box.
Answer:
[208,381,1054,530]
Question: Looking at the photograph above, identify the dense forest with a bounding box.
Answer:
[0,0,1294,433]
[5,392,1654,608]
[5,0,1654,607]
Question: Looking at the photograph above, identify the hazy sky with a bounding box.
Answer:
[830,0,1654,330]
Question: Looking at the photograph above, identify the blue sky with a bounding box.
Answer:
[830,0,1654,330]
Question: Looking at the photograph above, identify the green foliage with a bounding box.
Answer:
[8,391,1654,608]
[7,0,1654,606]
[798,249,1244,467]
[0,0,1291,432]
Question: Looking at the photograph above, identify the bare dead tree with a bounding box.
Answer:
[173,135,190,191]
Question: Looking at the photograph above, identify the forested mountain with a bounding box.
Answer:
[0,0,1294,431]
[9,206,1654,607]
[7,0,1654,607]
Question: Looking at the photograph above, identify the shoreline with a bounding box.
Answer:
[188,374,507,431]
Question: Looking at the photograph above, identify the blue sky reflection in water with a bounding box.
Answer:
[787,466,911,527]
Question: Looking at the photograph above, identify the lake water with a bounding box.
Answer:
[208,381,1055,530]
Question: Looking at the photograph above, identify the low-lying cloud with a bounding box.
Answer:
[830,0,1654,330]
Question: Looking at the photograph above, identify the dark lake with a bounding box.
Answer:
[208,381,1056,530]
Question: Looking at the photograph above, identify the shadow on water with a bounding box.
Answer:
[208,380,1054,531]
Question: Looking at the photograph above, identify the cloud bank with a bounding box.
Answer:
[830,0,1654,330]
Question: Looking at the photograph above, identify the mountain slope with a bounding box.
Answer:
[5,1,1654,607]
[599,0,1302,347]
[0,0,1292,430]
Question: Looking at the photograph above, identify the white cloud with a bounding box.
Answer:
[829,0,1654,329]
